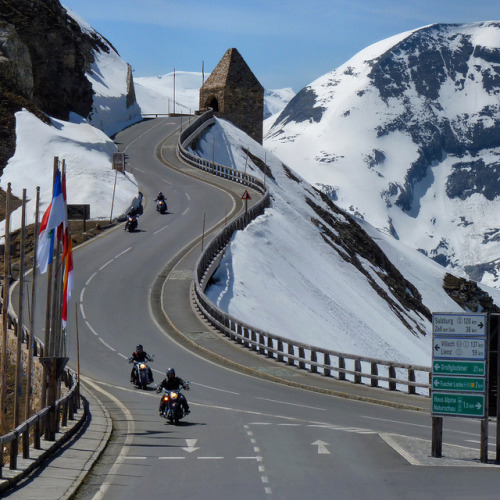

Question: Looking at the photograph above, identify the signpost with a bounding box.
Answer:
[431,312,489,462]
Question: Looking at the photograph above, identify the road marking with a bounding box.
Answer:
[312,439,330,454]
[236,456,262,460]
[379,433,422,466]
[85,320,98,336]
[182,207,189,216]
[183,439,200,453]
[83,378,136,500]
[123,456,146,460]
[115,247,132,258]
[85,271,97,286]
[159,457,185,460]
[191,382,239,395]
[98,337,116,351]
[154,226,168,235]
[197,456,223,460]
[255,397,325,411]
[99,259,114,271]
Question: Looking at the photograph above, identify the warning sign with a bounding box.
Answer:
[241,190,251,200]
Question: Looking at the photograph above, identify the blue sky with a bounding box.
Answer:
[63,1,500,92]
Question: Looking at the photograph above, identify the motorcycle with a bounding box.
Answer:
[128,355,154,389]
[158,383,190,425]
[156,199,167,214]
[125,214,138,232]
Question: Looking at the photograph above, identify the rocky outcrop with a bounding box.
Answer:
[0,0,120,173]
[443,273,500,313]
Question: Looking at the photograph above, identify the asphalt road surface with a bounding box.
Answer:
[29,117,500,499]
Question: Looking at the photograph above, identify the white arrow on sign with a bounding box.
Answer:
[182,439,200,453]
[312,440,330,454]
[476,403,482,410]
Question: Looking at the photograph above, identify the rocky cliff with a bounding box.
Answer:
[0,0,136,174]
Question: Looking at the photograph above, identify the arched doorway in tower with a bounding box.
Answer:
[205,96,219,112]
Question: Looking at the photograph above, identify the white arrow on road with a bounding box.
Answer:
[312,440,330,454]
[182,439,200,453]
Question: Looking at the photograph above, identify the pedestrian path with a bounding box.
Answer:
[1,385,112,500]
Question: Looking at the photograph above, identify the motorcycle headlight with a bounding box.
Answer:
[139,363,146,369]
[171,392,178,400]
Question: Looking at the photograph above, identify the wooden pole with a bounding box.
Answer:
[42,158,59,407]
[25,187,40,419]
[0,182,12,433]
[14,189,27,428]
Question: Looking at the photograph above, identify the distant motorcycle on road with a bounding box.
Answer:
[125,214,138,232]
[156,199,167,214]
[128,355,154,389]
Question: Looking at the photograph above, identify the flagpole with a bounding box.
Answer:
[0,183,12,434]
[25,186,40,419]
[14,189,27,428]
[41,157,58,409]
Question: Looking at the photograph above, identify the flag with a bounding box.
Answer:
[61,170,74,327]
[37,170,66,274]
[61,231,73,327]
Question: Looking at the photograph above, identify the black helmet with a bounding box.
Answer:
[136,344,143,351]
[158,192,163,197]
[166,368,175,377]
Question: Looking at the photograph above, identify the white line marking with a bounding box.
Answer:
[115,247,132,258]
[159,457,186,460]
[182,207,189,216]
[154,226,168,235]
[185,193,191,201]
[79,303,86,320]
[85,272,97,286]
[265,487,272,494]
[123,456,146,460]
[255,397,325,411]
[261,476,269,484]
[379,433,422,466]
[191,382,239,395]
[85,320,98,336]
[135,168,145,173]
[117,353,128,359]
[98,337,116,351]
[254,447,260,452]
[99,259,114,271]
[197,457,223,460]
[236,457,261,460]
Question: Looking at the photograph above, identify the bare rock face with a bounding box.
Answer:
[0,0,97,119]
[0,0,117,172]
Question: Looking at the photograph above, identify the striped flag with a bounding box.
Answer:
[37,170,66,274]
[61,170,74,327]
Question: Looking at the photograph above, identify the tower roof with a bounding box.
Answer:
[201,48,263,91]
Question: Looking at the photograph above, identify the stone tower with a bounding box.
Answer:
[199,48,264,144]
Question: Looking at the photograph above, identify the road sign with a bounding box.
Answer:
[433,313,487,336]
[433,337,486,360]
[432,392,486,417]
[241,190,251,200]
[432,376,485,392]
[432,360,486,377]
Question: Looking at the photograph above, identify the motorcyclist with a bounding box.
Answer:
[155,192,167,212]
[156,367,190,415]
[129,344,153,383]
[124,205,139,230]
[155,192,166,202]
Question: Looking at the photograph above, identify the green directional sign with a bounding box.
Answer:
[432,376,485,392]
[432,392,485,418]
[433,360,486,377]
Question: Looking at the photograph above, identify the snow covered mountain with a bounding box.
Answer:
[265,22,500,290]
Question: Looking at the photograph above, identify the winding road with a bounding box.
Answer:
[33,117,500,499]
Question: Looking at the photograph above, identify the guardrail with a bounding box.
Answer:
[0,368,80,479]
[178,111,432,396]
